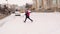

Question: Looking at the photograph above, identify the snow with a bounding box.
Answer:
[0,12,60,34]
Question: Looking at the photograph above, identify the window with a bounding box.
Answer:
[52,0,56,6]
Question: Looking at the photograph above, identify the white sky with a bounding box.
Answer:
[0,0,33,6]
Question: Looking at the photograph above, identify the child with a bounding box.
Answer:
[24,9,33,23]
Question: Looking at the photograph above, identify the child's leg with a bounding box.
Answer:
[28,17,33,22]
[24,17,27,22]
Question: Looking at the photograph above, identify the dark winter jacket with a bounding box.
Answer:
[25,10,30,16]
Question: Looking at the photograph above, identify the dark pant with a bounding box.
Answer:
[24,16,33,22]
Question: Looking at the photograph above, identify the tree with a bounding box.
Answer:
[25,3,32,9]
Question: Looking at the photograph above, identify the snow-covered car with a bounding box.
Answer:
[15,11,21,16]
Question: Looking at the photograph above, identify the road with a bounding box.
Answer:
[0,12,60,34]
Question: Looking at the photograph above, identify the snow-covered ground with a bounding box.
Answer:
[0,12,60,34]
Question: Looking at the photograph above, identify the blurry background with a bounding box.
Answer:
[0,0,33,6]
[0,0,60,19]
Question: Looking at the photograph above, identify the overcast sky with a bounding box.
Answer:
[0,0,33,6]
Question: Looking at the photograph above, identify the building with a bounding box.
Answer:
[32,0,60,12]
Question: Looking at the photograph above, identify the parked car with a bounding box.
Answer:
[15,10,21,16]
